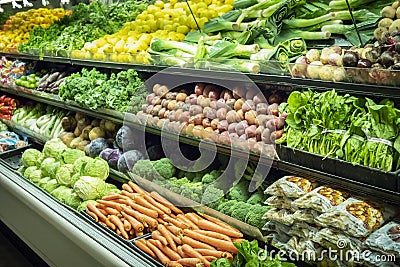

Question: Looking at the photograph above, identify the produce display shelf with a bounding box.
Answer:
[1,52,400,98]
[0,160,157,267]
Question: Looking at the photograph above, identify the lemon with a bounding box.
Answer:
[176,25,189,34]
[154,0,164,8]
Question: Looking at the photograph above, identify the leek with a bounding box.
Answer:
[329,0,376,10]
[275,30,331,44]
[303,20,343,32]
[236,0,285,24]
[194,37,206,68]
[205,59,261,74]
[282,13,334,28]
[208,40,260,59]
[150,38,197,55]
[184,31,222,44]
[333,9,380,21]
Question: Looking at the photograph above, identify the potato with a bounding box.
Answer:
[205,108,216,120]
[61,132,75,147]
[256,115,276,127]
[245,110,257,125]
[142,104,149,113]
[70,137,83,149]
[174,109,183,122]
[189,114,204,125]
[245,125,257,138]
[203,85,213,97]
[237,109,244,121]
[146,93,156,104]
[153,84,161,94]
[161,99,169,108]
[151,96,162,105]
[202,118,211,128]
[104,121,118,132]
[176,92,187,102]
[211,119,219,130]
[189,105,203,116]
[228,123,238,133]
[219,131,231,144]
[234,98,245,111]
[165,91,177,100]
[193,125,204,138]
[195,83,204,96]
[89,127,106,141]
[270,130,284,143]
[198,97,211,108]
[220,89,233,100]
[267,103,280,116]
[164,110,170,119]
[218,120,229,132]
[208,89,220,99]
[76,140,90,151]
[152,105,163,116]
[183,103,191,112]
[149,116,159,127]
[77,117,90,131]
[91,119,101,127]
[179,111,191,123]
[229,132,239,140]
[203,127,214,139]
[185,124,195,136]
[242,100,255,113]
[156,85,169,97]
[168,111,176,122]
[216,99,226,109]
[210,100,217,110]
[235,121,248,136]
[226,110,240,124]
[188,94,198,105]
[146,105,154,114]
[253,93,265,105]
[246,90,257,100]
[256,103,269,115]
[81,125,93,140]
[226,98,236,110]
[255,126,265,141]
[216,108,227,120]
[174,102,185,111]
[168,100,177,111]
[261,128,272,144]
[157,119,167,129]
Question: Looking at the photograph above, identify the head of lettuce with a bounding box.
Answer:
[73,176,107,201]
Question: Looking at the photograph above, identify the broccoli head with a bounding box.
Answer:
[201,185,225,207]
[169,185,182,194]
[207,197,225,210]
[180,188,201,203]
[227,179,251,202]
[245,204,271,229]
[153,158,176,179]
[131,159,154,180]
[202,170,222,184]
[227,201,247,217]
[246,191,266,205]
[217,200,238,214]
[170,177,191,187]
[230,203,253,222]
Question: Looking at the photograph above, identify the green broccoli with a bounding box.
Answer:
[227,179,251,202]
[245,204,271,229]
[170,177,191,187]
[201,185,225,207]
[131,159,154,180]
[230,203,253,222]
[153,179,168,188]
[176,169,186,179]
[207,197,225,210]
[246,191,266,205]
[202,170,222,184]
[217,200,238,214]
[227,201,247,217]
[153,158,176,179]
[181,188,201,203]
[169,185,182,194]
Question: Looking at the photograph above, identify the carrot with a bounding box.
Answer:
[191,213,204,221]
[232,238,245,243]
[146,240,171,265]
[177,258,202,267]
[143,194,171,214]
[163,216,189,229]
[158,224,177,251]
[199,214,242,237]
[105,207,120,216]
[123,219,131,231]
[87,202,107,222]
[105,218,116,231]
[97,208,108,216]
[166,262,183,267]
[194,249,233,261]
[128,181,148,195]
[149,239,181,261]
[123,206,158,229]
[150,191,184,214]
[167,224,183,236]
[95,203,107,209]
[204,256,217,262]
[86,209,98,222]
[114,199,130,205]
[177,214,199,230]
[181,244,210,267]
[128,201,158,218]
[122,183,134,193]
[121,190,134,198]
[197,220,243,238]
[109,215,129,240]
[177,246,186,258]
[96,200,123,211]
[193,230,231,241]
[165,227,182,245]
[135,231,144,237]
[102,194,123,201]
[135,239,156,259]
[185,213,200,225]
[132,194,165,216]
[183,229,237,254]
[157,218,167,225]
[121,211,144,232]
[181,236,215,250]
[152,230,168,246]
[116,229,121,236]
[129,229,135,236]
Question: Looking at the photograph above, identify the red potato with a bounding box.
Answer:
[211,119,219,130]
[245,110,257,125]
[234,98,245,111]
[216,108,227,121]
[232,86,245,99]
[189,105,203,116]
[229,132,239,140]
[261,128,272,144]
[188,94,198,105]
[226,110,240,124]
[242,100,255,113]
[245,125,257,138]
[216,99,226,109]
[202,118,211,128]
[208,89,220,99]
[218,120,229,132]
[146,93,156,104]
[256,103,269,115]
[195,83,204,96]
[228,122,237,133]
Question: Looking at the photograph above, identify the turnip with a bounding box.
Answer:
[291,56,309,78]
[306,49,321,63]
[307,61,323,79]
[319,65,334,81]
[256,103,269,114]
[320,48,335,65]
[328,53,342,66]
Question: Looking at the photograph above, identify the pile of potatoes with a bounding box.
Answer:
[375,1,400,41]
[136,83,287,156]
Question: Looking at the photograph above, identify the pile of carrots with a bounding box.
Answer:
[85,181,245,266]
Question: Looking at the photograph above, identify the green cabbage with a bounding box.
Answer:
[62,149,85,164]
[38,177,51,188]
[42,139,67,161]
[21,148,42,167]
[35,154,45,168]
[50,186,82,209]
[43,179,59,193]
[48,162,61,179]
[29,169,43,183]
[77,200,97,212]
[83,157,109,180]
[55,164,74,186]
[71,173,80,187]
[73,176,107,201]
[73,156,94,174]
[40,158,56,177]
[18,166,26,175]
[101,183,120,197]
[24,166,38,179]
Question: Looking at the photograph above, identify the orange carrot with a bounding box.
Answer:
[177,214,199,230]
[99,221,108,228]
[197,220,243,238]
[149,239,181,261]
[122,206,158,229]
[150,191,184,214]
[157,218,167,225]
[181,244,210,267]
[177,246,186,258]
[129,229,135,236]
[121,190,134,198]
[105,218,116,231]
[123,219,131,231]
[128,201,158,218]
[102,194,123,201]
[146,240,171,265]
[121,211,144,233]
[165,227,182,245]
[185,213,200,225]
[232,238,245,243]
[167,224,183,236]
[183,229,237,254]
[109,215,129,240]
[152,230,168,246]
[181,236,215,250]
[105,207,120,216]
[177,258,202,267]
[96,200,123,211]
[143,194,171,214]
[128,181,147,195]
[204,256,217,262]
[166,262,183,267]
[113,199,130,205]
[193,230,231,241]
[116,229,121,236]
[159,224,177,251]
[163,216,189,229]
[132,194,165,216]
[135,231,144,237]
[97,208,108,216]
[199,214,242,236]
[135,239,156,259]
[122,183,134,193]
[86,209,98,222]
[194,249,233,261]
[87,202,107,222]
